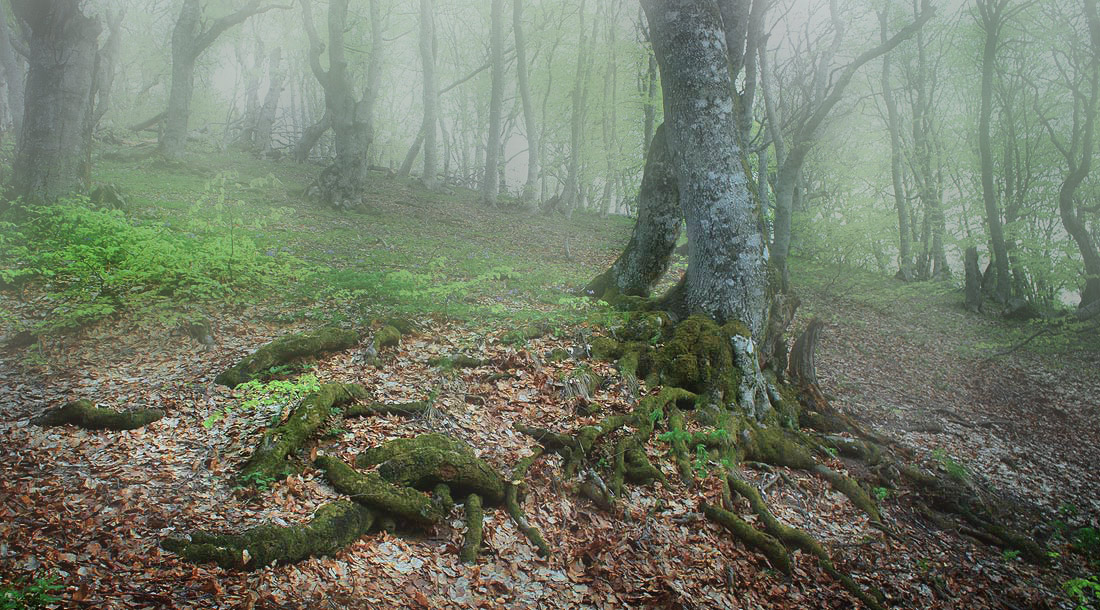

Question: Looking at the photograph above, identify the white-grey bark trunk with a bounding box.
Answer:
[418,0,439,188]
[252,47,285,154]
[0,4,25,137]
[644,0,768,337]
[514,0,539,208]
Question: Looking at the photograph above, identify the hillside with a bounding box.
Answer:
[0,150,1097,609]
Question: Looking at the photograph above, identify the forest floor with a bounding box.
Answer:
[0,148,1098,609]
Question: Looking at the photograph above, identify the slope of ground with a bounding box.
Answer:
[0,149,1096,608]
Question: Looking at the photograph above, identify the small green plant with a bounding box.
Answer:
[238,471,278,492]
[873,487,890,501]
[0,572,62,609]
[931,449,968,480]
[822,446,839,458]
[657,429,691,444]
[693,444,709,477]
[1074,527,1100,558]
[1064,575,1100,610]
[203,374,321,428]
[1002,549,1021,562]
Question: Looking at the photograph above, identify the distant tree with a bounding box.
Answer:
[514,0,540,209]
[300,0,382,208]
[480,0,505,206]
[9,0,99,202]
[419,0,440,189]
[159,0,283,160]
[0,0,26,138]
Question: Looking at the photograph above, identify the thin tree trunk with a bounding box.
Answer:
[977,0,1011,302]
[418,0,439,188]
[480,0,504,206]
[0,3,25,137]
[92,9,124,130]
[252,47,285,154]
[879,9,913,281]
[514,0,539,209]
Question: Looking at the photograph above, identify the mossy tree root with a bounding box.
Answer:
[726,475,884,610]
[355,434,506,505]
[314,455,443,525]
[343,401,431,418]
[162,500,375,570]
[240,383,368,484]
[701,502,791,574]
[459,494,484,564]
[504,448,551,557]
[31,400,164,430]
[215,327,360,388]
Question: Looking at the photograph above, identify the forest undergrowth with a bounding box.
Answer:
[0,147,1098,609]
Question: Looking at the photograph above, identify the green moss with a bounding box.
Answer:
[701,503,791,574]
[590,336,624,360]
[655,315,736,397]
[216,327,360,388]
[162,500,376,570]
[459,494,484,564]
[240,384,368,483]
[622,311,674,343]
[358,434,506,505]
[747,425,817,471]
[374,325,402,349]
[314,455,442,525]
[343,401,429,418]
[31,400,164,431]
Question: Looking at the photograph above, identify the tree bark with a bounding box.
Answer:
[976,0,1012,303]
[10,0,99,202]
[643,0,768,336]
[0,3,25,137]
[160,0,277,160]
[514,0,540,209]
[418,0,439,188]
[964,247,983,313]
[91,9,124,131]
[294,111,329,162]
[301,0,378,207]
[879,9,913,281]
[480,0,504,206]
[585,124,680,299]
[252,47,285,155]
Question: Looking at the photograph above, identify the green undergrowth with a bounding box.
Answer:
[203,373,322,429]
[6,145,632,336]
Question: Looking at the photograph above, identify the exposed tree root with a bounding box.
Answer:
[240,383,367,483]
[701,502,791,574]
[31,400,164,430]
[215,327,360,388]
[355,434,506,505]
[504,448,551,557]
[460,494,484,564]
[162,500,376,570]
[314,455,443,525]
[343,401,431,418]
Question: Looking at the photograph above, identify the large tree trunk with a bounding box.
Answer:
[585,124,680,299]
[480,0,504,206]
[301,0,378,208]
[644,0,768,337]
[294,111,330,162]
[9,0,99,202]
[418,0,439,188]
[514,0,540,209]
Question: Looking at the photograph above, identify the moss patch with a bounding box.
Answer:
[315,455,443,525]
[357,434,506,505]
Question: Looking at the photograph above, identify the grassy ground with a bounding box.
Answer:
[0,146,1097,609]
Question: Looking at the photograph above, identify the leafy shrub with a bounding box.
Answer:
[203,374,321,428]
[0,573,62,609]
[0,190,298,331]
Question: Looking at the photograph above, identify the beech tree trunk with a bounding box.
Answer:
[643,0,768,336]
[252,47,285,155]
[419,0,439,188]
[91,9,125,131]
[480,0,504,206]
[301,0,379,208]
[584,124,680,299]
[9,0,99,202]
[879,9,913,281]
[160,0,275,160]
[514,0,540,208]
[977,0,1012,303]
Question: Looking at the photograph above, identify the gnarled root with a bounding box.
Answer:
[504,448,551,557]
[31,400,164,431]
[355,434,506,505]
[240,384,367,484]
[215,327,360,388]
[162,500,375,570]
[314,455,443,525]
[459,494,484,564]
